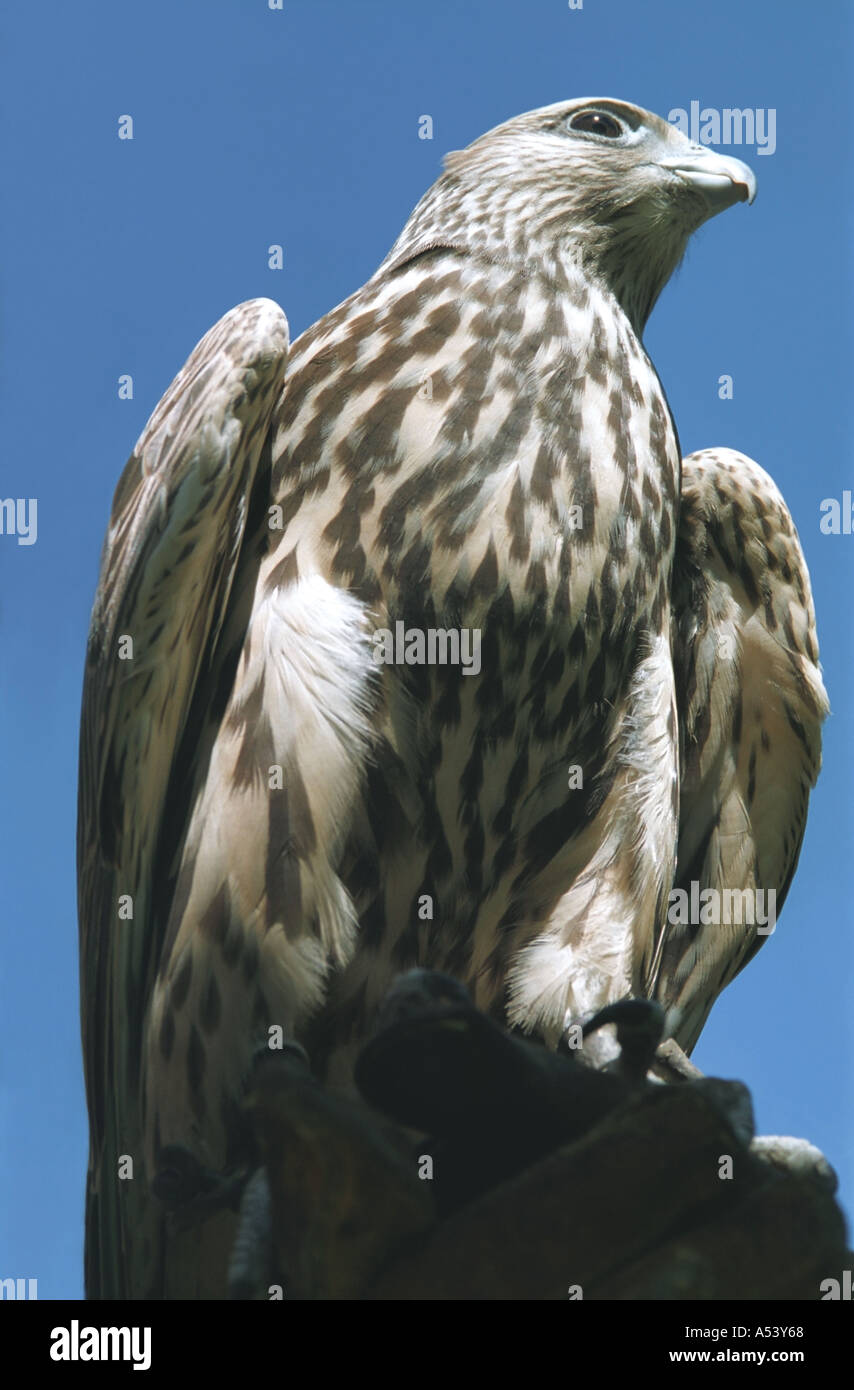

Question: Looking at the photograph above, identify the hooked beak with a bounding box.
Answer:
[660,148,757,218]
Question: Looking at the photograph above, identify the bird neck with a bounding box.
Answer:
[382,174,678,341]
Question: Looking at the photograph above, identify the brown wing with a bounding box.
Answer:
[655,448,828,1052]
[78,298,288,1296]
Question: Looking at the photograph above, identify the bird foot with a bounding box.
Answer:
[653,1036,705,1083]
[151,1146,249,1228]
[227,1167,275,1299]
[356,971,663,1214]
[582,998,666,1083]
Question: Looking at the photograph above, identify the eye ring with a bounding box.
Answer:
[568,110,624,139]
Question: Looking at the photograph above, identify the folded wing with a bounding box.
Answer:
[657,448,828,1052]
[77,298,289,1296]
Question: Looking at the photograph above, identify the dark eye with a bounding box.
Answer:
[568,110,623,139]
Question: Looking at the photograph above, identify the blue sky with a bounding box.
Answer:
[1,0,851,1298]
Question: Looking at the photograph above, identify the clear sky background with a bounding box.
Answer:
[1,0,851,1299]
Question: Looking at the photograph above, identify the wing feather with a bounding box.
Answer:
[78,297,289,1296]
[657,448,828,1051]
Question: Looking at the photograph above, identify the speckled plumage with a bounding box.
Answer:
[78,99,826,1298]
[659,448,827,1048]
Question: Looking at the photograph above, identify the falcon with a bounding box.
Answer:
[77,97,827,1298]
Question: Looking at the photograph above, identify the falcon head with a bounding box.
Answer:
[403,97,756,333]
